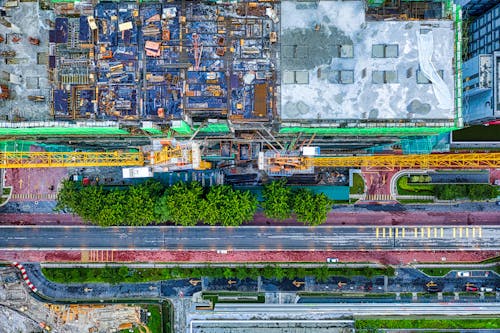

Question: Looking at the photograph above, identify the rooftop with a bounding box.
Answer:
[280,0,456,122]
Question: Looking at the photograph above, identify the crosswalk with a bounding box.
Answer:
[375,226,482,239]
[11,193,57,200]
[81,250,115,262]
[364,194,394,201]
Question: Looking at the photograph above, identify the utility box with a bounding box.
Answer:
[122,167,153,179]
[302,146,320,156]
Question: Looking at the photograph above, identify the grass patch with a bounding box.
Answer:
[355,318,500,330]
[396,176,434,196]
[146,305,162,333]
[350,173,365,195]
[398,199,434,204]
[480,256,500,264]
[419,267,453,276]
[41,266,395,284]
[162,301,173,333]
[119,304,163,333]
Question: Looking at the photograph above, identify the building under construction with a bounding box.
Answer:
[0,0,462,155]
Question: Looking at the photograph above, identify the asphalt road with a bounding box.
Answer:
[213,303,500,315]
[0,226,498,251]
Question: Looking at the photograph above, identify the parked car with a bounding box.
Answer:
[465,283,478,292]
[326,258,339,263]
[457,271,470,277]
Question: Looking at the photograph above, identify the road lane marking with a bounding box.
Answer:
[382,228,386,238]
[388,228,392,238]
[440,227,444,238]
[434,227,437,238]
[459,227,463,238]
[478,227,482,238]
[472,228,475,238]
[453,227,456,238]
[421,228,425,238]
[414,227,418,238]
[466,228,469,238]
[427,227,431,238]
[402,227,405,238]
[395,228,398,238]
[376,227,379,238]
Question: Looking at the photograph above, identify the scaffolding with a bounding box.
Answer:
[279,126,459,136]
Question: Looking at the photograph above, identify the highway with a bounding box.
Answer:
[0,225,498,250]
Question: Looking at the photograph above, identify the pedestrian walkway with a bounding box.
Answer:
[375,226,483,239]
[81,250,115,262]
[364,194,394,201]
[11,193,57,200]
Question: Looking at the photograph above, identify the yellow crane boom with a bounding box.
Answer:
[0,151,144,169]
[308,153,500,169]
[0,151,499,170]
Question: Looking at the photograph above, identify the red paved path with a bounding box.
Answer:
[0,250,497,265]
[2,210,499,226]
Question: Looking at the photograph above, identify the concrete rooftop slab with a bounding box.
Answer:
[280,0,455,122]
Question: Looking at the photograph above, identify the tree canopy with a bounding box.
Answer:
[292,188,333,226]
[262,179,292,220]
[201,185,258,226]
[57,178,336,227]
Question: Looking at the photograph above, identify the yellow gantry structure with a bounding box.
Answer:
[308,152,500,169]
[0,151,144,169]
[0,151,499,169]
[305,153,500,169]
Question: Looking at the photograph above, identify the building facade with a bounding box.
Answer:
[460,1,500,124]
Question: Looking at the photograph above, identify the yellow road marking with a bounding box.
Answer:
[421,228,425,238]
[395,228,399,238]
[459,227,463,238]
[440,227,444,238]
[434,227,437,238]
[478,227,482,238]
[389,228,392,238]
[453,227,456,238]
[427,227,431,238]
[382,228,386,238]
[414,227,418,238]
[376,227,379,238]
[466,228,469,238]
[402,228,405,238]
[472,228,475,238]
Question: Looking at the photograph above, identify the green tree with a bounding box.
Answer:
[468,184,498,201]
[201,185,257,226]
[292,189,333,225]
[156,182,203,225]
[262,179,292,220]
[55,179,81,213]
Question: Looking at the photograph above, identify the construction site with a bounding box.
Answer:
[0,265,152,333]
[0,0,497,207]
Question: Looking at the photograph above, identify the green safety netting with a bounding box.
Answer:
[0,140,76,152]
[171,121,230,135]
[171,121,193,135]
[198,123,230,133]
[279,127,458,136]
[0,127,130,136]
[142,128,164,135]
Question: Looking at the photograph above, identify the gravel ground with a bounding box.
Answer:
[0,306,39,333]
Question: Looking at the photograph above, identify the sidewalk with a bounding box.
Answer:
[0,249,497,265]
